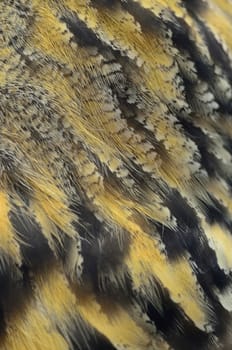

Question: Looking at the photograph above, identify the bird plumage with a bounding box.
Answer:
[1,0,232,349]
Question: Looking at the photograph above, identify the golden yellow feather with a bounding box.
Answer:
[1,0,232,349]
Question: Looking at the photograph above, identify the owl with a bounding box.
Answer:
[1,0,232,349]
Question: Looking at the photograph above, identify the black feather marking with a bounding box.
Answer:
[9,207,54,270]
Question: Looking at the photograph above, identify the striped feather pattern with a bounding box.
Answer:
[1,0,232,349]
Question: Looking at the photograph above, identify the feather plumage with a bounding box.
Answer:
[1,0,232,349]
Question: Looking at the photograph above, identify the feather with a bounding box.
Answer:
[1,0,232,348]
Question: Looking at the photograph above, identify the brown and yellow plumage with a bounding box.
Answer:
[1,0,232,349]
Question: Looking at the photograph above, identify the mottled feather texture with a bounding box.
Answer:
[1,0,232,349]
